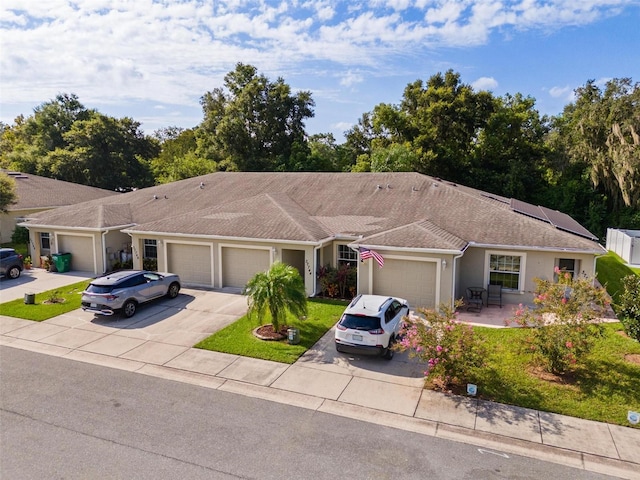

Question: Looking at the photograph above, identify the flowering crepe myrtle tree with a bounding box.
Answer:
[396,301,486,389]
[509,267,610,374]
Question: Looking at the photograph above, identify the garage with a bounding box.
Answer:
[167,243,212,286]
[373,258,437,309]
[57,234,95,272]
[221,247,270,288]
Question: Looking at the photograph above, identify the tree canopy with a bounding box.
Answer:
[1,68,638,237]
[197,63,315,172]
[0,172,17,213]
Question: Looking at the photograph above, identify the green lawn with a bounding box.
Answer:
[596,251,640,302]
[0,281,90,321]
[473,323,640,427]
[195,298,347,364]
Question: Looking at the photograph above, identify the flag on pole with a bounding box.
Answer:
[359,247,384,268]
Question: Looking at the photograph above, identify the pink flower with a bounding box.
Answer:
[565,341,573,349]
[554,266,561,274]
[436,345,443,353]
[561,297,567,304]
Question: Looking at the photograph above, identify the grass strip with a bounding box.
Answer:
[195,298,347,364]
[474,323,640,427]
[0,281,90,321]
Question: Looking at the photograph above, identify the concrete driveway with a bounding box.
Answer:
[0,268,95,303]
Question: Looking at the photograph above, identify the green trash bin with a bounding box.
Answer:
[52,253,72,273]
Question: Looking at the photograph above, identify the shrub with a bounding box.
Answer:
[11,226,29,244]
[396,302,486,389]
[617,274,640,341]
[143,257,158,271]
[509,268,609,374]
[317,264,356,299]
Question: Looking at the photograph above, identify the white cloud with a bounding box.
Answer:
[0,0,635,132]
[339,70,364,87]
[549,85,572,98]
[472,76,499,91]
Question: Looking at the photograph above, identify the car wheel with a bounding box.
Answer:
[167,282,180,298]
[122,300,137,318]
[335,344,343,353]
[8,266,20,279]
[383,336,395,360]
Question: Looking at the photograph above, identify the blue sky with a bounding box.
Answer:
[1,1,639,142]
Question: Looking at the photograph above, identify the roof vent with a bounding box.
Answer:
[387,184,392,189]
[164,195,168,199]
[376,184,383,190]
[200,182,205,189]
[153,195,158,200]
[412,186,419,192]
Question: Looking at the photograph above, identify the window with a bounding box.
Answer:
[40,233,50,250]
[556,258,578,280]
[489,254,522,290]
[337,244,357,266]
[143,239,157,259]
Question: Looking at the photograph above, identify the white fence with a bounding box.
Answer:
[606,228,640,265]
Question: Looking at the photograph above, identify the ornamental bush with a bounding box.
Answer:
[509,268,610,374]
[396,302,486,389]
[617,275,640,342]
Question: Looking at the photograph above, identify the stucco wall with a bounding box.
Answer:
[459,247,598,305]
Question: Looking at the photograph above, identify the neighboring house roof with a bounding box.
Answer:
[2,170,118,211]
[23,172,604,253]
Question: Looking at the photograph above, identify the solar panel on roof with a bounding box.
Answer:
[510,199,548,222]
[539,206,599,241]
[510,198,599,241]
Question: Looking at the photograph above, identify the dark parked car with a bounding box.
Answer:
[81,270,181,318]
[0,248,24,279]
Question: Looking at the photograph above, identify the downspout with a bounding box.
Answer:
[101,230,108,274]
[311,244,321,296]
[450,244,470,309]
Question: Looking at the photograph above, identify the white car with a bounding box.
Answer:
[335,294,410,360]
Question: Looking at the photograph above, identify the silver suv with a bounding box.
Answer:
[335,294,409,360]
[0,248,24,279]
[81,270,181,318]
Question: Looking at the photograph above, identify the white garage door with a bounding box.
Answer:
[373,259,437,309]
[222,247,270,288]
[167,243,212,286]
[57,235,95,272]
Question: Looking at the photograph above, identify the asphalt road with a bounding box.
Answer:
[0,346,618,480]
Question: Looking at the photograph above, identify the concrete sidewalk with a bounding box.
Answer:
[0,283,638,478]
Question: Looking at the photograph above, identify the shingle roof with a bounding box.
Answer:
[2,170,117,210]
[24,172,603,253]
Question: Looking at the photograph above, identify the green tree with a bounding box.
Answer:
[41,113,157,190]
[243,262,308,333]
[617,275,640,341]
[345,70,496,181]
[554,78,640,210]
[370,142,417,172]
[469,94,548,200]
[0,172,17,213]
[197,63,315,172]
[150,128,215,183]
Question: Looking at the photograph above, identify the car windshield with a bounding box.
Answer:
[340,314,381,330]
[85,284,113,294]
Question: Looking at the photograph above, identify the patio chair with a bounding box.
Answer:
[466,287,483,312]
[487,283,502,308]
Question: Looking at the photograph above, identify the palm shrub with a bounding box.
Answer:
[243,261,308,332]
[510,268,610,374]
[617,274,640,341]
